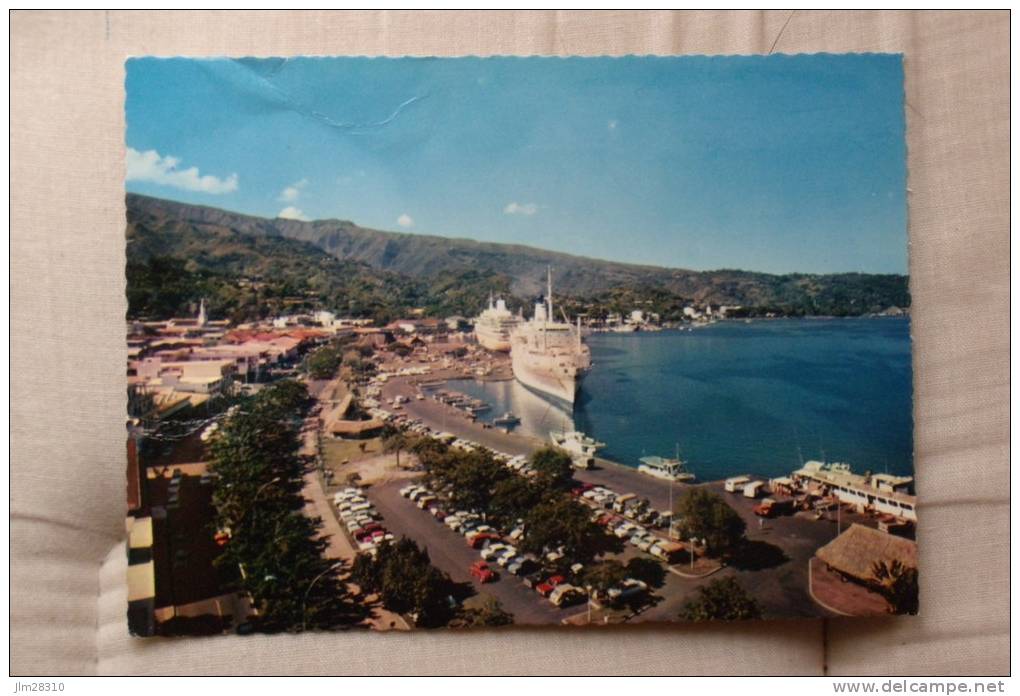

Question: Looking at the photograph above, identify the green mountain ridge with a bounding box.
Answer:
[125,193,910,321]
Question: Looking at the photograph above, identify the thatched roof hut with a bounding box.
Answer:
[816,523,918,584]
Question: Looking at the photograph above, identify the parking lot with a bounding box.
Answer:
[360,375,877,621]
[366,478,588,625]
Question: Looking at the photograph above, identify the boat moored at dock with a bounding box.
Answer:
[549,428,605,469]
[637,454,696,482]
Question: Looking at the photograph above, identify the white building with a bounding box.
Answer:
[792,461,917,522]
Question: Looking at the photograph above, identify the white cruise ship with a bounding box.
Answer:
[474,294,520,352]
[509,269,591,406]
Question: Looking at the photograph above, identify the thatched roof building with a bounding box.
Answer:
[816,523,918,584]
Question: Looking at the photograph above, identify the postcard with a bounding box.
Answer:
[124,55,914,635]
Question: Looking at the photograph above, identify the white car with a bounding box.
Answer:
[495,549,518,567]
[481,543,509,561]
[607,578,648,603]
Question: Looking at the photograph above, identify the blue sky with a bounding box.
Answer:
[126,55,907,275]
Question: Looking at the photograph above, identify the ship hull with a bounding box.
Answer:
[511,350,582,406]
[475,329,512,352]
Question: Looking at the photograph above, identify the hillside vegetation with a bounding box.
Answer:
[125,194,909,322]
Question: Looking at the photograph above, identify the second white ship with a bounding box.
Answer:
[474,294,520,352]
[509,269,591,406]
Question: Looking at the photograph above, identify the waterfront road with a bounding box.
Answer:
[366,477,587,626]
[382,376,846,620]
[382,377,692,511]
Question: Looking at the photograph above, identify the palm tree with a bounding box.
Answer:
[871,560,919,615]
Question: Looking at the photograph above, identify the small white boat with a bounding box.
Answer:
[638,454,696,483]
[492,412,520,426]
[550,429,605,470]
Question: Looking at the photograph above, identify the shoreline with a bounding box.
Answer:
[380,374,750,512]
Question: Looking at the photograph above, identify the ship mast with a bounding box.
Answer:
[544,266,552,350]
[547,266,553,322]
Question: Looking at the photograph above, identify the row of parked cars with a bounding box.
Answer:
[577,484,687,563]
[398,482,652,609]
[575,484,672,529]
[334,487,395,552]
[398,483,598,607]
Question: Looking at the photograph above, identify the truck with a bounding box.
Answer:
[612,493,637,514]
[753,497,795,518]
[649,541,686,563]
[743,480,766,499]
[725,476,752,493]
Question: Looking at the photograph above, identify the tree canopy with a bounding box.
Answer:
[674,487,747,556]
[206,381,364,632]
[529,446,576,491]
[679,577,762,621]
[521,496,623,565]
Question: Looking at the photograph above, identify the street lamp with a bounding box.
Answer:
[302,561,344,632]
[242,476,282,529]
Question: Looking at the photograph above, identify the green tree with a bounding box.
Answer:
[581,560,629,596]
[447,453,510,513]
[521,497,622,565]
[625,557,667,589]
[679,577,762,622]
[382,429,410,469]
[351,538,458,627]
[530,446,575,491]
[305,345,342,380]
[674,487,746,556]
[206,381,363,632]
[489,476,545,530]
[871,560,919,615]
[456,595,514,628]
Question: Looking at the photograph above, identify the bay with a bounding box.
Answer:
[446,316,914,482]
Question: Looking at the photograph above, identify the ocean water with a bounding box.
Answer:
[447,317,914,481]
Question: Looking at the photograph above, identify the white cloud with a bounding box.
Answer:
[278,178,309,202]
[504,202,538,216]
[397,213,414,228]
[277,206,309,221]
[126,147,238,194]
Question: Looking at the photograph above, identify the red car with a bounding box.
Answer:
[570,482,596,497]
[470,560,497,583]
[536,574,566,597]
[467,532,502,549]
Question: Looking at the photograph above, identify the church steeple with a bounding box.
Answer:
[197,298,207,327]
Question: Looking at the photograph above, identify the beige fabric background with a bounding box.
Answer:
[10,10,1009,676]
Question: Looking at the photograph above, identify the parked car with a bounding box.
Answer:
[469,560,497,583]
[607,578,648,604]
[495,548,518,567]
[536,575,566,597]
[467,532,501,549]
[508,555,538,577]
[549,584,586,607]
[480,543,510,561]
[522,570,545,589]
